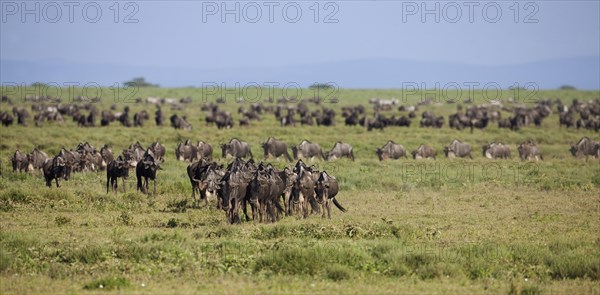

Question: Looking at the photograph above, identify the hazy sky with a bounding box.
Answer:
[2,1,598,69]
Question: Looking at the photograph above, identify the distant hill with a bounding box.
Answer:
[1,56,598,89]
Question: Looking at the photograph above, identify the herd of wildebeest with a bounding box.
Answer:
[2,94,600,223]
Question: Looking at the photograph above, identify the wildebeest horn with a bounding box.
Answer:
[192,178,202,183]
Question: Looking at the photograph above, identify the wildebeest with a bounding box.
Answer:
[444,140,472,159]
[57,148,80,176]
[100,144,114,166]
[247,164,282,223]
[324,142,354,161]
[291,140,324,160]
[376,140,407,161]
[411,145,437,160]
[262,137,292,161]
[482,142,511,159]
[187,160,223,207]
[420,111,444,128]
[570,136,600,159]
[148,142,166,161]
[197,141,214,160]
[214,111,234,129]
[219,158,251,224]
[126,142,145,165]
[0,111,14,126]
[315,171,347,219]
[42,155,68,187]
[136,152,162,195]
[170,114,192,130]
[12,150,28,172]
[187,159,210,206]
[27,148,49,171]
[518,141,543,161]
[290,162,318,218]
[118,107,131,127]
[106,154,135,193]
[176,140,200,162]
[133,110,149,127]
[155,106,164,126]
[221,138,253,159]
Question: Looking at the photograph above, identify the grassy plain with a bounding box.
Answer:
[0,87,599,294]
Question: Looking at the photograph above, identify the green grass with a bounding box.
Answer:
[0,87,599,293]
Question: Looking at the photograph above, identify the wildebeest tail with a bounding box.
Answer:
[332,197,347,212]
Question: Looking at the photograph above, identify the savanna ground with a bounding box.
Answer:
[0,86,599,294]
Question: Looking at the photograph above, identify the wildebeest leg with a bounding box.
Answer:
[281,193,288,216]
[137,175,143,193]
[55,177,60,188]
[302,194,311,218]
[250,201,256,223]
[122,178,126,193]
[257,201,264,223]
[190,184,197,207]
[106,176,110,193]
[241,197,248,220]
[326,199,331,219]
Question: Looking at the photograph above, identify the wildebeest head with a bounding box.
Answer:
[52,155,68,180]
[291,145,298,159]
[221,143,230,158]
[142,155,162,172]
[443,146,450,157]
[482,144,491,157]
[569,144,578,157]
[119,151,137,168]
[293,159,306,174]
[411,149,418,159]
[375,148,383,161]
